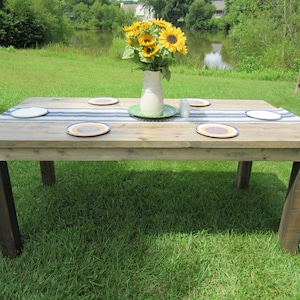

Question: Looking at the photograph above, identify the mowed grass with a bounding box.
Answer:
[1,46,300,299]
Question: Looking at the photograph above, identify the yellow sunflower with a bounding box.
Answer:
[153,18,172,29]
[123,22,140,32]
[122,18,188,81]
[179,44,188,55]
[139,34,155,47]
[159,27,186,53]
[139,21,153,33]
[125,30,137,39]
[126,37,137,47]
[125,31,139,46]
[141,44,159,58]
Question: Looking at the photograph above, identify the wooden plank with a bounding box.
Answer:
[1,122,300,150]
[236,161,253,189]
[40,161,55,186]
[278,162,300,254]
[2,148,300,162]
[0,161,22,258]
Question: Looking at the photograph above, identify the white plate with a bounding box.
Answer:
[88,97,119,106]
[246,110,281,120]
[183,98,211,107]
[196,123,239,138]
[67,122,110,137]
[11,107,48,118]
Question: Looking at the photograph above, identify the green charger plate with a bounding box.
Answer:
[128,104,178,119]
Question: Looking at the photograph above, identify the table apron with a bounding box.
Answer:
[0,147,299,161]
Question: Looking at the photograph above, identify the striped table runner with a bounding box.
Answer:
[1,106,300,124]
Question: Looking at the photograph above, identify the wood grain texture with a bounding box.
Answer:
[0,99,299,160]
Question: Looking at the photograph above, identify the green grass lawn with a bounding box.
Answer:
[1,47,300,299]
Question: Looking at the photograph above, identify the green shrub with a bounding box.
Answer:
[236,57,264,73]
[0,10,45,48]
[0,0,73,48]
[109,36,126,59]
[30,0,74,44]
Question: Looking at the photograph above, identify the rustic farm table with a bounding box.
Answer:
[1,97,300,257]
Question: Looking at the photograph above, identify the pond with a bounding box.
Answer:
[70,30,233,70]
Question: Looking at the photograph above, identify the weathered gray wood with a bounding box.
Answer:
[0,161,22,257]
[236,161,253,189]
[2,148,300,162]
[278,162,300,254]
[40,161,55,186]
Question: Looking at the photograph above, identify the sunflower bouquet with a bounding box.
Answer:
[122,18,188,81]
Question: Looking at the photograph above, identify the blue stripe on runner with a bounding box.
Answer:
[1,107,300,123]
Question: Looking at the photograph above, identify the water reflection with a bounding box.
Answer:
[70,30,114,55]
[204,52,231,70]
[184,30,231,69]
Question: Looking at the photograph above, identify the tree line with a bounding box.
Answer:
[139,0,220,29]
[224,0,300,71]
[0,0,221,48]
[0,0,133,48]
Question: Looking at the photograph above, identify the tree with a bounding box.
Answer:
[0,0,45,48]
[0,0,73,47]
[71,2,91,28]
[64,0,110,9]
[139,0,166,19]
[225,0,300,70]
[160,0,194,27]
[139,0,217,28]
[224,0,269,29]
[62,0,135,30]
[185,0,216,30]
[30,0,73,44]
[139,0,193,26]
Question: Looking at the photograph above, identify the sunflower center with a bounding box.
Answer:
[167,34,177,44]
[146,47,153,54]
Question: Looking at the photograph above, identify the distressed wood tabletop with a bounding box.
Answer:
[0,97,300,162]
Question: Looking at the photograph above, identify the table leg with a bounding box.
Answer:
[236,161,253,189]
[0,161,22,258]
[40,161,56,186]
[278,162,300,254]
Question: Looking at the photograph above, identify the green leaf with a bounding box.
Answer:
[122,45,135,60]
[161,67,171,82]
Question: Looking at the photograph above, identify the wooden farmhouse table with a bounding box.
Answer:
[1,97,300,257]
